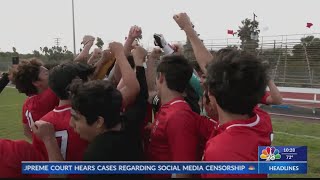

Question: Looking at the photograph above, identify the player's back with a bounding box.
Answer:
[22,88,59,128]
[32,104,88,161]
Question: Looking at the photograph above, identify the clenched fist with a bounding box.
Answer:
[173,12,193,30]
[109,42,124,57]
[31,120,55,142]
[149,48,162,60]
[132,46,147,66]
[128,25,142,40]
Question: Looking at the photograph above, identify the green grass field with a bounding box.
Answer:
[0,87,319,178]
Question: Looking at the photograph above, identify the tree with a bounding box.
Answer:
[237,18,260,54]
[33,50,41,57]
[42,46,49,55]
[40,46,73,61]
[95,37,104,49]
[12,47,19,56]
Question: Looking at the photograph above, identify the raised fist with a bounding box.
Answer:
[31,120,55,141]
[132,46,147,65]
[109,42,124,56]
[149,48,162,60]
[173,13,193,30]
[92,48,102,58]
[81,35,95,46]
[128,25,142,40]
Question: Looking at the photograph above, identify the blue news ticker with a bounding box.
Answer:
[21,146,308,175]
[21,162,307,174]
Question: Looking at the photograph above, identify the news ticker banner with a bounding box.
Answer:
[22,146,307,175]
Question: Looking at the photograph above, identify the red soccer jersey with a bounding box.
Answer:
[32,105,88,162]
[147,97,215,178]
[0,139,45,178]
[201,107,273,178]
[22,88,59,128]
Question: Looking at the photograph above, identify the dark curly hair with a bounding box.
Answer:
[13,58,43,96]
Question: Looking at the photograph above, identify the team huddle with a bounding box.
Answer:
[0,12,283,178]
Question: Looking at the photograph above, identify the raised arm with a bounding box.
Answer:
[31,120,64,161]
[173,13,213,74]
[87,48,102,65]
[74,35,95,63]
[266,80,283,105]
[92,49,115,80]
[31,120,65,178]
[132,45,149,99]
[146,48,161,93]
[124,26,142,56]
[109,42,140,108]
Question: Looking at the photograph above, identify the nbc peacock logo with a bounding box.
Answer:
[260,146,281,161]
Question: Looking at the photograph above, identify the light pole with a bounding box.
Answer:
[251,13,258,41]
[72,0,76,55]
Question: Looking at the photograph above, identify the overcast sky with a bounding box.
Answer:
[0,0,319,53]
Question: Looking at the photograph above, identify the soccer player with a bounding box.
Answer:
[201,49,283,119]
[146,55,213,178]
[69,80,141,163]
[32,62,93,162]
[33,79,141,178]
[13,58,59,140]
[202,49,272,178]
[0,139,45,178]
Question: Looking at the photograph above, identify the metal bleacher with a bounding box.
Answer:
[151,33,320,89]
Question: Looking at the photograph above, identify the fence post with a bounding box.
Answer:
[311,69,314,88]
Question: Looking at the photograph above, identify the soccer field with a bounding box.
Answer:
[0,87,319,178]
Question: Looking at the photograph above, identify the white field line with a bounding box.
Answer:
[0,104,21,108]
[274,131,320,140]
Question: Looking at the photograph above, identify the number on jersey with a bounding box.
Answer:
[55,130,68,160]
[25,110,35,129]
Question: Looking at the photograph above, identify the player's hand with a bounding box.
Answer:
[131,45,147,66]
[81,35,95,46]
[128,25,142,40]
[31,120,55,142]
[148,48,162,60]
[92,48,102,58]
[173,12,193,30]
[171,43,184,55]
[101,49,113,61]
[109,42,125,57]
